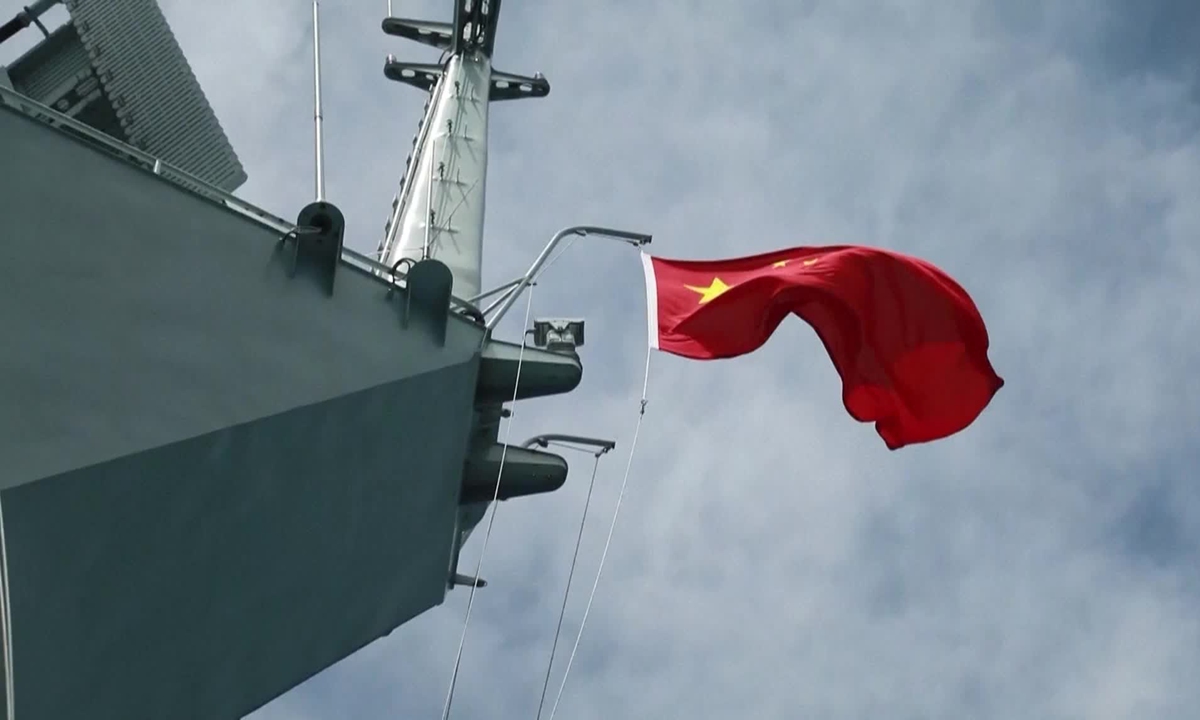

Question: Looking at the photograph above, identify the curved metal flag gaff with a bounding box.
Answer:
[640,245,1004,450]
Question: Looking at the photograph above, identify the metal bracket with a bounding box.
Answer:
[383,59,549,103]
[381,17,453,50]
[460,444,568,504]
[281,201,345,296]
[383,60,443,92]
[450,573,487,588]
[531,318,585,354]
[475,339,582,404]
[522,434,616,453]
[484,225,652,330]
[489,70,550,101]
[397,258,454,346]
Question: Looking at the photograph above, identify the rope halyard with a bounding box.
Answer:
[439,285,537,720]
[534,450,606,720]
[0,494,15,720]
[545,347,653,720]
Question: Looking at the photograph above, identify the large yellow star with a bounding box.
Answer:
[684,277,731,304]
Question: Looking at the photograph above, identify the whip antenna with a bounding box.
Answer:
[311,0,326,201]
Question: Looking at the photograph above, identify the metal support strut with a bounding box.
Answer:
[0,0,57,45]
[281,202,346,296]
[485,225,653,331]
[523,434,616,453]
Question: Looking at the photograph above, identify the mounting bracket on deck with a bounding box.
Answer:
[395,258,454,346]
[451,573,487,588]
[282,201,345,296]
[530,318,585,354]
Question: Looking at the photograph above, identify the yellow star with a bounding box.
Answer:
[772,257,820,269]
[684,277,731,304]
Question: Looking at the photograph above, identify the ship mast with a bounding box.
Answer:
[378,0,549,300]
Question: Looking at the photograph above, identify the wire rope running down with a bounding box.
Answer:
[439,285,538,720]
[0,495,15,720]
[534,448,608,720]
[545,347,653,720]
[537,232,582,280]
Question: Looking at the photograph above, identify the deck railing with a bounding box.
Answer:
[0,84,482,316]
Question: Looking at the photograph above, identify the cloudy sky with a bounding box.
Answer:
[10,0,1200,717]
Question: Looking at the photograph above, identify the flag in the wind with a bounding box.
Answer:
[640,245,1003,449]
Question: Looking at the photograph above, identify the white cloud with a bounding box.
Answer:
[12,0,1196,717]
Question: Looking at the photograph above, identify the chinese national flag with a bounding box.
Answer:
[640,245,1003,449]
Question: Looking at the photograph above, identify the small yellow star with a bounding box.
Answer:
[684,277,731,304]
[772,257,820,269]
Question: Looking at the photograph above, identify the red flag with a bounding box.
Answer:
[641,245,1003,449]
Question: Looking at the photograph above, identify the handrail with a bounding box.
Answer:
[0,84,486,319]
[0,84,295,232]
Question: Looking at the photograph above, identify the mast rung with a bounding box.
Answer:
[381,18,453,50]
[384,61,443,92]
[488,69,550,101]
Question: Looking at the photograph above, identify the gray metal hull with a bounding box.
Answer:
[0,101,578,718]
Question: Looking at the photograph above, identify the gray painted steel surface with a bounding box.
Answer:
[0,104,483,719]
[0,5,587,711]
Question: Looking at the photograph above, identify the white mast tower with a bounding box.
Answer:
[377,0,548,299]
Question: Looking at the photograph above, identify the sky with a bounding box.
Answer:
[7,0,1200,718]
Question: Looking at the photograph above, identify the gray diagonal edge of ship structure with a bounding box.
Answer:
[0,95,573,718]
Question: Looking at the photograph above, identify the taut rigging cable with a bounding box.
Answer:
[545,348,653,720]
[534,448,607,720]
[439,285,537,720]
[0,494,14,720]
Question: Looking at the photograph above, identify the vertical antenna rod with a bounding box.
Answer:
[312,0,326,202]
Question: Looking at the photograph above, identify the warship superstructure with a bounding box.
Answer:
[0,1,618,717]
